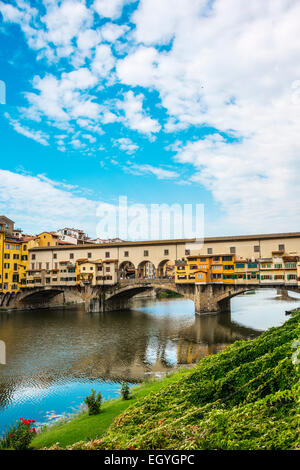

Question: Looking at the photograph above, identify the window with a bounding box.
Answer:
[23,245,27,251]
[46,262,49,270]
[278,244,285,251]
[144,250,149,256]
[4,253,9,259]
[13,263,18,271]
[248,263,257,268]
[164,249,169,256]
[235,263,245,269]
[124,251,129,257]
[70,253,74,259]
[274,264,282,269]
[207,248,213,254]
[32,254,36,260]
[230,247,236,254]
[222,256,232,261]
[185,249,190,255]
[105,252,110,258]
[106,267,110,272]
[88,252,92,258]
[285,263,296,269]
[31,263,35,270]
[53,253,57,259]
[39,263,42,269]
[254,245,260,252]
[13,254,19,259]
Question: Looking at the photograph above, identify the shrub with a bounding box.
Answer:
[84,389,102,415]
[0,418,37,450]
[120,382,132,400]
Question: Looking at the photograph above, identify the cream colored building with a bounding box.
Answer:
[26,232,300,286]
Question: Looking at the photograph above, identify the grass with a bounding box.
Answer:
[54,310,299,451]
[31,369,191,449]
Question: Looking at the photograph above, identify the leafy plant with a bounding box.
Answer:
[0,418,37,450]
[120,382,132,400]
[84,389,102,415]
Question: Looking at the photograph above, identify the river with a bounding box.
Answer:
[0,288,299,433]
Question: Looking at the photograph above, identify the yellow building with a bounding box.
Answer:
[0,231,29,293]
[27,232,60,249]
[175,255,210,284]
[233,259,259,284]
[76,259,118,286]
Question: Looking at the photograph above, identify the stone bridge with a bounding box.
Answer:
[1,281,299,315]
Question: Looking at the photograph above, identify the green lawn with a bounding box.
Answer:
[31,369,191,449]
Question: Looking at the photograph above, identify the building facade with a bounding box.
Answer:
[24,232,300,289]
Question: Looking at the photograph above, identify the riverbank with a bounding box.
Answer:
[32,310,299,450]
[31,370,191,449]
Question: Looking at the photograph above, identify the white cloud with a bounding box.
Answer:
[0,169,101,235]
[93,0,134,20]
[118,91,161,135]
[91,44,115,77]
[117,0,300,232]
[126,163,179,180]
[5,113,49,146]
[114,137,138,154]
[41,0,93,50]
[100,22,129,42]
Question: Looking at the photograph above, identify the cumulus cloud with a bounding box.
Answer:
[93,0,134,20]
[118,91,161,135]
[0,169,100,235]
[113,137,138,154]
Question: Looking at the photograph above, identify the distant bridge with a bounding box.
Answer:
[1,280,299,315]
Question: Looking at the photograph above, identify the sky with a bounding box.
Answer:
[0,0,300,239]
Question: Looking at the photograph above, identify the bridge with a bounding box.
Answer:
[1,280,299,315]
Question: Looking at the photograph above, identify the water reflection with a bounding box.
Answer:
[0,288,299,432]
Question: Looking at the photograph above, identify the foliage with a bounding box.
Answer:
[84,389,102,416]
[120,382,132,400]
[70,310,300,450]
[0,418,37,450]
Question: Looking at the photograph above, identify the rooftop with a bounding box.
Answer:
[28,232,300,252]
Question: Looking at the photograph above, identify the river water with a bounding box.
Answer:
[0,288,299,433]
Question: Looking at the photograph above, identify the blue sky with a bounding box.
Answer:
[0,0,300,238]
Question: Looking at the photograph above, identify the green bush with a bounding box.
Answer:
[120,382,132,400]
[84,389,102,415]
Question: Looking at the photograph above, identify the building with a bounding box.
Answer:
[0,215,14,235]
[56,228,90,245]
[0,224,29,293]
[76,259,118,286]
[23,232,300,289]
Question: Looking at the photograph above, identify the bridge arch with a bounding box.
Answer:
[119,261,136,280]
[137,261,156,280]
[157,259,175,279]
[18,287,65,305]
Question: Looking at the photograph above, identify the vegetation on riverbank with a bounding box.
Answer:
[31,372,191,449]
[38,310,299,450]
[157,289,183,298]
